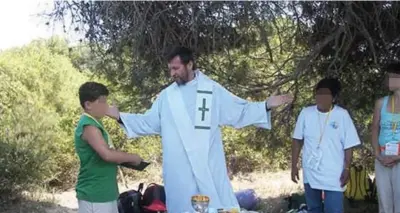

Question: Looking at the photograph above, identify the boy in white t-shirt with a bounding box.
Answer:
[291,78,361,213]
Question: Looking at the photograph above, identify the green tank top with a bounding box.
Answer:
[74,114,118,202]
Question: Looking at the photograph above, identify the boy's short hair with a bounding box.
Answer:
[315,78,341,98]
[79,82,109,108]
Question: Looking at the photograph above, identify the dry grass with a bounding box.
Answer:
[0,170,378,213]
[0,189,74,213]
[230,170,303,213]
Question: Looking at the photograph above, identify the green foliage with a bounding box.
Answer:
[47,2,320,174]
[0,103,57,205]
[0,38,88,198]
[0,37,165,201]
[48,2,397,174]
[4,1,392,204]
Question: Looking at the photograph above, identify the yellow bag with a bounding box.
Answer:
[344,165,371,201]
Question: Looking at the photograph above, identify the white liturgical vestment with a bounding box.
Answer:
[119,70,271,213]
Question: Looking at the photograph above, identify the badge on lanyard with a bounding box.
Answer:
[385,142,400,156]
[306,149,323,171]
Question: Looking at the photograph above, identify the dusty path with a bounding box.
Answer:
[44,171,301,213]
[2,171,301,213]
[44,182,148,213]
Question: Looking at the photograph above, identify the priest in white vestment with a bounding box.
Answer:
[106,47,293,213]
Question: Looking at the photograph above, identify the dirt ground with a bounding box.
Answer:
[0,170,378,213]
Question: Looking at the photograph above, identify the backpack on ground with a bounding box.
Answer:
[141,183,167,213]
[118,183,144,213]
[344,165,372,201]
[285,192,307,210]
[286,203,307,213]
[234,189,259,210]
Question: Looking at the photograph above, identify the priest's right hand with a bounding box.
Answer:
[106,100,120,120]
[266,94,293,108]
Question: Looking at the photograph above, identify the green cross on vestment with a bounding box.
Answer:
[198,98,209,121]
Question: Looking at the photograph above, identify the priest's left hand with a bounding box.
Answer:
[340,168,350,187]
[266,94,294,108]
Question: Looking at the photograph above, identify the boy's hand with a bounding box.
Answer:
[340,168,350,187]
[291,166,299,183]
[130,154,143,165]
[106,100,120,120]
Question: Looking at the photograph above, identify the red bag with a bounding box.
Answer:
[141,183,167,213]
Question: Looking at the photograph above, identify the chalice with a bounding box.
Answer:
[191,195,210,213]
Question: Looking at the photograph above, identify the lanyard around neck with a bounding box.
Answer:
[392,96,398,133]
[317,106,333,148]
[83,113,114,148]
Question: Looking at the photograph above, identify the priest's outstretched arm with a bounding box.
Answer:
[217,85,272,129]
[115,95,162,138]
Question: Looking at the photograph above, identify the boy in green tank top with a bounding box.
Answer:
[75,82,143,213]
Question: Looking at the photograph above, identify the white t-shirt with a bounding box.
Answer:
[292,105,361,192]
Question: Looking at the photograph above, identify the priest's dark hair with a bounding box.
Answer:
[79,81,109,108]
[315,78,342,99]
[384,62,400,75]
[166,46,197,70]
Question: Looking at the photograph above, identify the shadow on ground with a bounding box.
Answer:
[0,193,378,213]
[344,200,378,213]
[253,195,379,213]
[0,197,76,213]
[255,194,289,213]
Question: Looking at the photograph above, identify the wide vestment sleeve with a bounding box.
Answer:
[216,84,271,129]
[119,94,162,138]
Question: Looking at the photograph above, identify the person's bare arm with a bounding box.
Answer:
[291,108,305,183]
[291,139,303,183]
[292,139,303,168]
[82,126,142,164]
[343,148,352,169]
[339,148,353,187]
[371,99,383,158]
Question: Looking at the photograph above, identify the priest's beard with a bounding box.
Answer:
[174,68,190,86]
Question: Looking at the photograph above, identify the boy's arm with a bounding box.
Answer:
[291,108,305,183]
[292,139,304,169]
[82,126,142,165]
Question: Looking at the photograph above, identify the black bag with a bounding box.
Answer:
[285,193,307,210]
[118,183,144,213]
